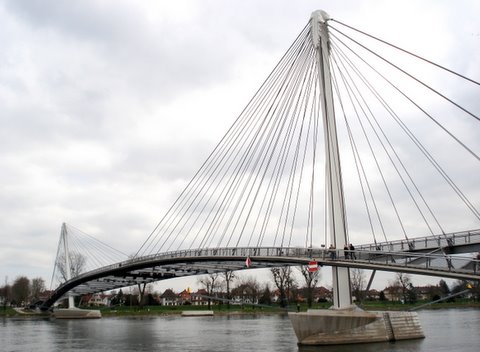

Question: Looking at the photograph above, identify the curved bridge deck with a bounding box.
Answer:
[42,246,480,309]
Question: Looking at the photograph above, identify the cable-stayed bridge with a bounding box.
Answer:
[42,12,479,310]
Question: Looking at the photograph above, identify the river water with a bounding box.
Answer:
[1,308,479,351]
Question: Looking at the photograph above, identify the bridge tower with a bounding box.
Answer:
[311,10,352,309]
[61,222,75,309]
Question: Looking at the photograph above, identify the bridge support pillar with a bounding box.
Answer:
[288,10,425,344]
[61,223,76,309]
[289,308,424,345]
[332,267,352,309]
[313,9,352,309]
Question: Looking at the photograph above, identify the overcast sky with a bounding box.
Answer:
[1,0,479,292]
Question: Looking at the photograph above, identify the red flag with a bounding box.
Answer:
[245,256,252,268]
[308,261,318,272]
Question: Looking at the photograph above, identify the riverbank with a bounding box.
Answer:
[2,300,479,318]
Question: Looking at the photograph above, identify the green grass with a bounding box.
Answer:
[94,300,479,317]
[97,303,287,316]
[357,299,480,311]
[0,307,17,317]
[2,299,478,318]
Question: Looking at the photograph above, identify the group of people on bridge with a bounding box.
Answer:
[328,243,356,260]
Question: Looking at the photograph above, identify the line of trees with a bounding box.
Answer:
[194,265,321,309]
[1,276,46,307]
[3,265,479,309]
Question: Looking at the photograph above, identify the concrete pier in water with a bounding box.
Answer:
[289,306,424,345]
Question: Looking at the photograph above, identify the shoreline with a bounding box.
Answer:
[2,302,479,319]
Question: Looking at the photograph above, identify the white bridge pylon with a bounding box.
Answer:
[312,10,352,309]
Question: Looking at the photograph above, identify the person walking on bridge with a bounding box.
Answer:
[344,244,350,259]
[329,244,336,260]
[349,243,356,260]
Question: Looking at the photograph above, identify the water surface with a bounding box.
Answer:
[1,309,479,351]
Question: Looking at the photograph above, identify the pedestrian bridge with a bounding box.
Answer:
[41,239,480,309]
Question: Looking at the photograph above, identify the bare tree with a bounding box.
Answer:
[271,267,296,308]
[392,272,413,303]
[198,273,220,309]
[350,268,366,303]
[56,252,86,282]
[220,270,236,308]
[137,282,151,307]
[30,277,46,302]
[297,266,320,308]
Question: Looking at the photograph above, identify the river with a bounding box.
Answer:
[1,308,479,351]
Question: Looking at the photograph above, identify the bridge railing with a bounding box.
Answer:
[127,246,320,263]
[350,249,479,275]
[67,246,319,282]
[64,245,480,286]
[355,229,480,253]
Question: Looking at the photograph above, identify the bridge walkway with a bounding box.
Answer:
[41,246,480,309]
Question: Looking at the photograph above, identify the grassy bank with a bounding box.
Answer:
[2,300,479,318]
[0,307,17,317]
[98,304,286,317]
[96,299,480,316]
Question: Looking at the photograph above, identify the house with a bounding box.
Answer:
[415,285,440,300]
[177,289,192,304]
[365,289,380,300]
[191,289,210,306]
[85,293,112,306]
[160,289,178,306]
[383,286,403,301]
[313,286,332,302]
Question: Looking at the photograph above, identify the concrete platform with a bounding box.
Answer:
[289,306,424,345]
[181,310,214,317]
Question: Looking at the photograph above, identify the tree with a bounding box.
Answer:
[350,269,366,303]
[198,273,220,309]
[1,284,11,308]
[392,273,413,303]
[271,267,296,308]
[56,252,86,282]
[137,283,148,307]
[379,290,387,301]
[11,276,30,306]
[438,279,450,295]
[406,283,417,304]
[259,284,272,305]
[30,277,46,302]
[297,265,320,308]
[220,270,236,308]
[451,280,467,294]
[111,289,125,306]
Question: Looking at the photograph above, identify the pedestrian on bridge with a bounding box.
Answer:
[329,244,336,260]
[349,243,356,260]
[344,244,350,259]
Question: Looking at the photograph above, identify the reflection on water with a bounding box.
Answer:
[1,309,479,352]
